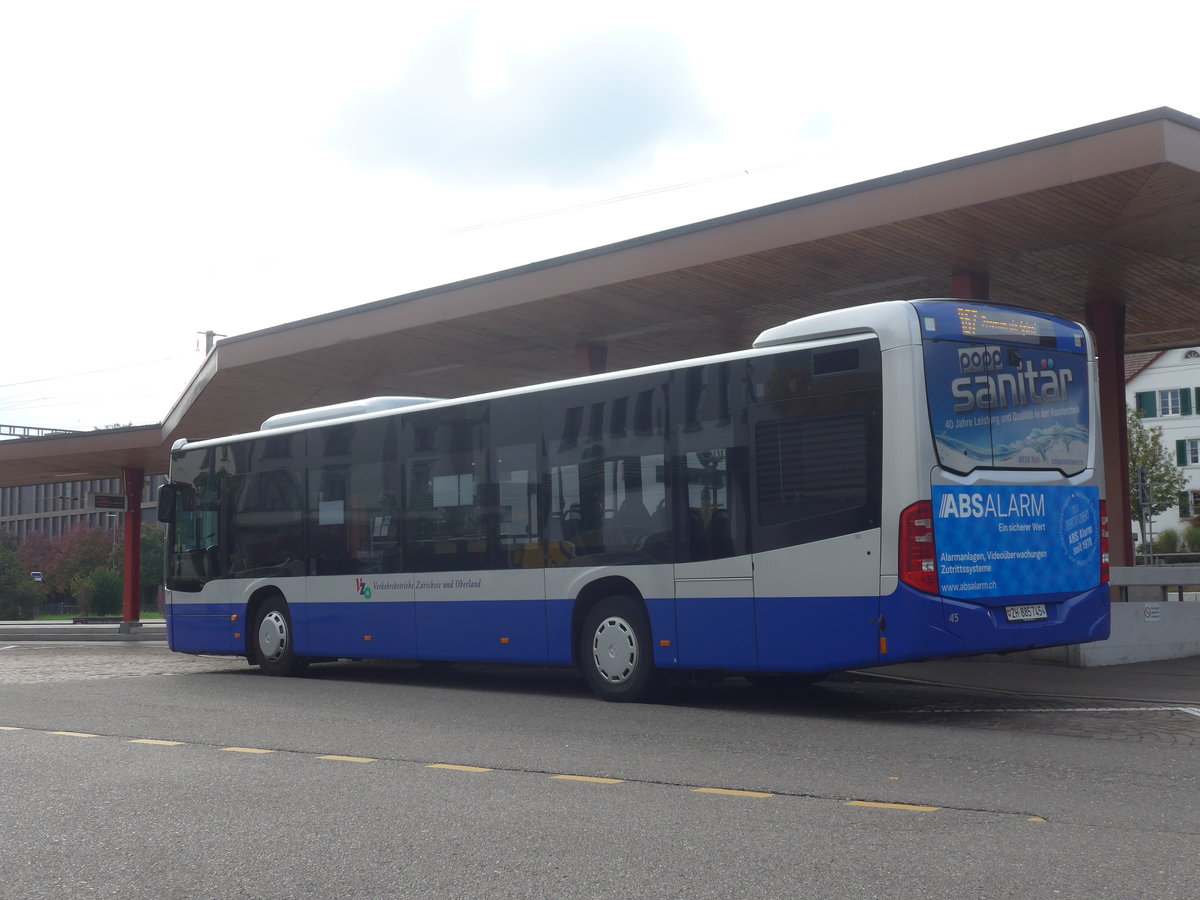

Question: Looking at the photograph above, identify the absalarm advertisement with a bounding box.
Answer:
[932,485,1101,600]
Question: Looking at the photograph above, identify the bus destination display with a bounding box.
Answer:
[955,306,1049,342]
[917,302,1067,348]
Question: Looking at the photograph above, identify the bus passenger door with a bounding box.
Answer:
[752,532,882,673]
[745,342,885,674]
[167,579,243,655]
[674,556,757,670]
[671,443,758,671]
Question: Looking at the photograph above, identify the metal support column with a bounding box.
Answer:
[575,342,608,376]
[951,271,990,300]
[120,467,143,628]
[1086,302,1131,571]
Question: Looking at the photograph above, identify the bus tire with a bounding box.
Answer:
[579,595,658,702]
[253,594,307,677]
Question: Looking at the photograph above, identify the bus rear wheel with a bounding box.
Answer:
[579,596,658,702]
[253,594,307,677]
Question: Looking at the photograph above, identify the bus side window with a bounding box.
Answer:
[302,419,402,576]
[224,437,306,578]
[404,403,490,573]
[492,440,541,568]
[544,374,669,565]
[672,360,750,563]
[748,339,883,551]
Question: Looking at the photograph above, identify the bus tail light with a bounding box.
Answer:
[899,501,938,594]
[1099,500,1110,584]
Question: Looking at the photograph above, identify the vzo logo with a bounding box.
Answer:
[355,578,372,599]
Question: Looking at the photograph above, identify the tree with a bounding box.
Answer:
[47,526,115,595]
[16,526,117,611]
[1128,408,1189,548]
[15,531,53,585]
[140,524,165,609]
[15,531,54,611]
[73,567,123,616]
[0,543,40,618]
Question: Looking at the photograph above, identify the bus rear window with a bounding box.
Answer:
[922,338,1090,474]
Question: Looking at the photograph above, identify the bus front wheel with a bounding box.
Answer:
[253,594,307,677]
[579,596,658,702]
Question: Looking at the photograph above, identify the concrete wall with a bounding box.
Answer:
[1020,598,1200,666]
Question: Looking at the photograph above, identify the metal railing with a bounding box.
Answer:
[1110,565,1200,602]
[1134,551,1200,565]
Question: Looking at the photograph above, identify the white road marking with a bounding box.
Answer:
[894,706,1200,716]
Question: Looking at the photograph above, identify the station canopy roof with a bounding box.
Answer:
[3,107,1200,489]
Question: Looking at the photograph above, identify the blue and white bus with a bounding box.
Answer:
[157,299,1110,701]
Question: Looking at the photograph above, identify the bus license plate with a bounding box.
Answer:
[1005,603,1048,623]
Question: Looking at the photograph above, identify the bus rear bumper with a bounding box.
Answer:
[882,583,1111,664]
[944,584,1111,651]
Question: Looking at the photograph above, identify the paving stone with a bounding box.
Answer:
[0,643,242,685]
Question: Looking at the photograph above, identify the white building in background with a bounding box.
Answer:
[1126,348,1200,549]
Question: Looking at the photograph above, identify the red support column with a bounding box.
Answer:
[576,342,608,376]
[1086,303,1131,572]
[951,271,990,300]
[121,467,144,626]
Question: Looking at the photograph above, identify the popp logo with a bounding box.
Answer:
[956,345,1003,374]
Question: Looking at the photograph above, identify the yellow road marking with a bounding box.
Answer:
[0,726,23,731]
[427,763,492,773]
[318,755,377,764]
[552,774,623,784]
[693,787,773,799]
[221,747,275,754]
[129,739,184,747]
[50,731,97,738]
[846,800,940,812]
[1028,816,1047,822]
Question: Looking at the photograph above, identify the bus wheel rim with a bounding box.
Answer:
[592,616,638,684]
[259,611,288,662]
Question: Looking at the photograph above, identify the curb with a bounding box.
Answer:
[0,623,167,642]
[846,667,1200,708]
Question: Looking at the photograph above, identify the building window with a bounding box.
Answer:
[1180,489,1200,518]
[1190,440,1200,465]
[1138,388,1197,418]
[1160,389,1182,417]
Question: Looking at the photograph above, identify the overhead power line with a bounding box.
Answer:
[0,354,188,391]
[449,155,810,234]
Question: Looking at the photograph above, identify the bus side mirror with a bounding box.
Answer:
[157,483,193,523]
[157,484,176,523]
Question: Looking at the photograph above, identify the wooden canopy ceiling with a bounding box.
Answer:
[2,107,1199,488]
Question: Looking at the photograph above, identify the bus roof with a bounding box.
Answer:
[755,298,928,349]
[171,298,1044,455]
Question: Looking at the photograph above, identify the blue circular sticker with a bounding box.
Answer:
[1057,492,1099,567]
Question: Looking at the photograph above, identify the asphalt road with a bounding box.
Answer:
[1,644,1197,898]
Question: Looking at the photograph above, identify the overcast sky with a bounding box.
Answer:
[1,0,1196,433]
